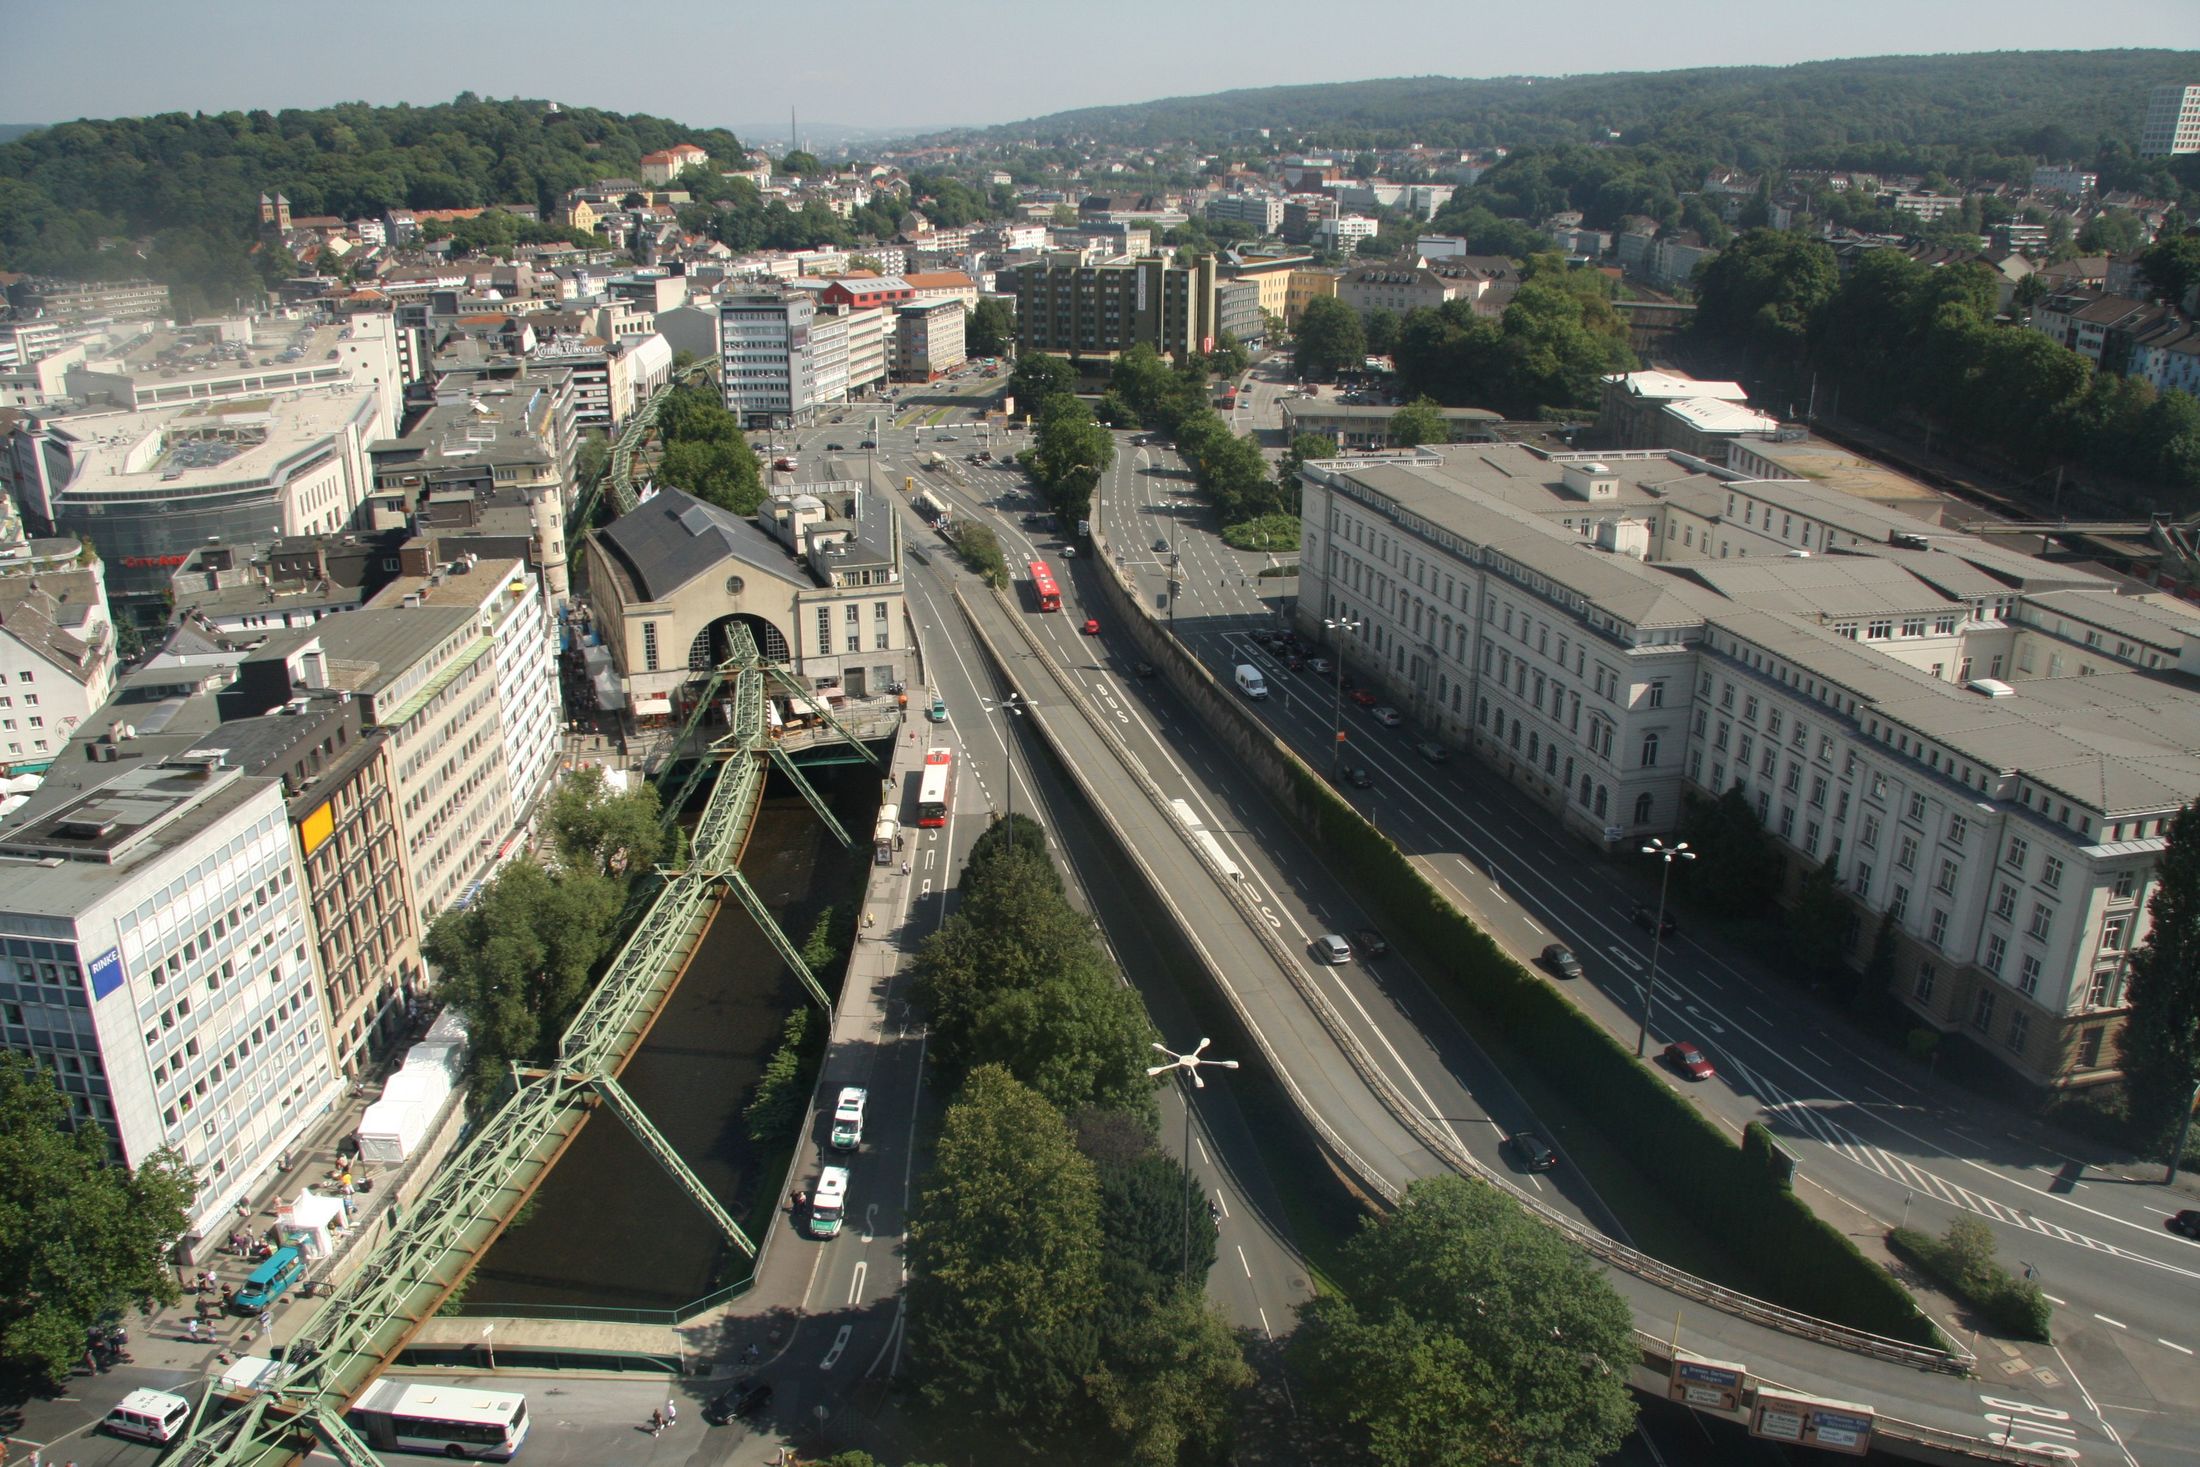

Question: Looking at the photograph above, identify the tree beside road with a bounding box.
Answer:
[0,1054,195,1386]
[1294,1175,1637,1467]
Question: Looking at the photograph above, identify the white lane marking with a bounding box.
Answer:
[2094,1314,2127,1329]
[1257,1307,1273,1341]
[2159,1338,2193,1355]
[1237,1245,1252,1279]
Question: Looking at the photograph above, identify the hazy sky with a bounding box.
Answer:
[12,0,2199,137]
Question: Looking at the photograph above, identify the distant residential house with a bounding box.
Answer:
[640,144,711,186]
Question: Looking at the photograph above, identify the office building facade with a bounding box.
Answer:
[1296,443,2200,1088]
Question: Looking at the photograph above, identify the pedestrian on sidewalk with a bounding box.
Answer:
[665,1399,677,1428]
[185,1318,202,1343]
[649,1408,664,1437]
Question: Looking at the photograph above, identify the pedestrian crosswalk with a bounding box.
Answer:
[1724,1053,2196,1278]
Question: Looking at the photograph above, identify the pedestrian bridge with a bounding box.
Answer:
[168,624,876,1466]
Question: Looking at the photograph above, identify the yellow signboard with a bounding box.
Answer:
[300,801,335,854]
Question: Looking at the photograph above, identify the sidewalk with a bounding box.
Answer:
[675,720,931,1374]
[133,1037,425,1378]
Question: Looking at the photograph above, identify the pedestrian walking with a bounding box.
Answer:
[185,1318,201,1343]
[257,1310,272,1339]
[899,860,909,875]
[665,1399,677,1428]
[649,1408,664,1437]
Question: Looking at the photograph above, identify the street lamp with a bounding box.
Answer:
[1324,616,1362,780]
[1635,838,1694,1057]
[1146,1037,1238,1282]
[983,692,1025,835]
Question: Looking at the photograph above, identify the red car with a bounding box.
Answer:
[1663,1041,1716,1081]
[1081,617,1100,635]
[1350,688,1378,707]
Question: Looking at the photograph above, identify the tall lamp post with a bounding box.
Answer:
[1146,1037,1238,1283]
[1635,838,1694,1056]
[1324,616,1362,780]
[984,692,1024,834]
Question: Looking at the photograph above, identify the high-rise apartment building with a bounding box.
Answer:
[717,291,859,429]
[2140,84,2200,158]
[1011,253,1219,367]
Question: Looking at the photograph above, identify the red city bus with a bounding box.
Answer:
[915,748,955,828]
[1028,560,1061,612]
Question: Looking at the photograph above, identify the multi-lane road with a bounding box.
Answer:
[768,365,2200,1464]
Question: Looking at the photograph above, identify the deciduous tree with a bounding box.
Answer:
[1294,1176,1636,1467]
[1295,297,1367,381]
[906,1066,1105,1439]
[0,1056,195,1386]
[546,765,666,877]
[1388,396,1450,447]
[2120,803,2200,1155]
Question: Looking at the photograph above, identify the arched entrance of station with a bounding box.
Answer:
[689,612,790,671]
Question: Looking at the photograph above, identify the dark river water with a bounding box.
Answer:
[460,758,880,1315]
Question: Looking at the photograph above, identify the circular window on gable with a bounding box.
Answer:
[726,575,745,595]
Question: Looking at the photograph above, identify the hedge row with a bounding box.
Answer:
[1889,1225,2054,1343]
[1282,757,1944,1350]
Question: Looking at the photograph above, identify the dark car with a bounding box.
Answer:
[1415,739,1448,763]
[1510,1132,1558,1172]
[1341,765,1374,789]
[2169,1209,2200,1239]
[1131,660,1156,678]
[1354,927,1389,958]
[1153,537,1170,552]
[858,439,877,449]
[1541,943,1584,980]
[825,442,845,451]
[704,1378,774,1425]
[1663,1041,1716,1081]
[1632,904,1678,939]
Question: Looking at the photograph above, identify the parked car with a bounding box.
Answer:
[1541,943,1584,980]
[1350,688,1379,707]
[1663,1041,1716,1081]
[1354,927,1389,958]
[1082,617,1101,635]
[705,1378,774,1425]
[1313,934,1354,964]
[1371,705,1403,727]
[2167,1209,2200,1239]
[1307,656,1332,674]
[1510,1132,1559,1172]
[1131,660,1156,678]
[1632,904,1678,939]
[1415,740,1448,763]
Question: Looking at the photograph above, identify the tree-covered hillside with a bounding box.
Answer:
[0,94,740,315]
[984,50,2198,167]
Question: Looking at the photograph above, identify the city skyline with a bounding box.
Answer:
[10,0,2197,138]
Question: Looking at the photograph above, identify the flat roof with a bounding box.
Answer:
[43,391,380,501]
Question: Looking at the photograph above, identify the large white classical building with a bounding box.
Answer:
[1295,443,2200,1088]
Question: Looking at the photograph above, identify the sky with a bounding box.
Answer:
[11,0,2199,138]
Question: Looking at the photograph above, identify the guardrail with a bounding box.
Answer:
[1036,539,1977,1379]
[951,590,1405,1210]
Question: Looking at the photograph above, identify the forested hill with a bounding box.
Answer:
[982,50,2198,163]
[0,95,740,314]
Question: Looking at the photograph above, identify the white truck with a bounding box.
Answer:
[1234,664,1269,699]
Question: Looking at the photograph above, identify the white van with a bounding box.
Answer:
[1234,664,1269,699]
[106,1387,192,1444]
[809,1165,851,1239]
[830,1086,867,1151]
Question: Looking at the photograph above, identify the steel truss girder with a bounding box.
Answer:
[717,867,832,1013]
[768,743,853,845]
[590,1075,755,1257]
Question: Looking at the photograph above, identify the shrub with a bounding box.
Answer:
[1888,1220,2053,1342]
[1280,757,1942,1348]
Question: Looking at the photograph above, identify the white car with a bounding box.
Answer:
[1371,705,1404,727]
